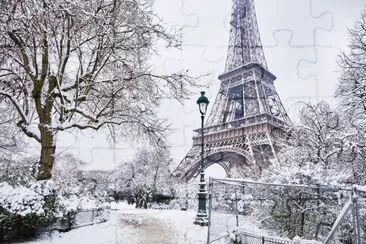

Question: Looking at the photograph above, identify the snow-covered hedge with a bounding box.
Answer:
[0,181,58,241]
[0,180,111,241]
[58,194,109,212]
[0,182,45,216]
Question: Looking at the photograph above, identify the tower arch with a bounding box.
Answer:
[183,150,256,181]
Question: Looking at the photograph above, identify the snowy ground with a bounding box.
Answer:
[24,202,208,244]
[20,202,320,244]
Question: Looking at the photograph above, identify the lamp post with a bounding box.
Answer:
[194,91,209,226]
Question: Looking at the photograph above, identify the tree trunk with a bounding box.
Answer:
[299,211,305,237]
[138,199,143,208]
[33,75,57,180]
[144,193,149,209]
[135,197,139,208]
[36,124,56,180]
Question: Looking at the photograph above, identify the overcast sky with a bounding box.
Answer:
[58,0,366,175]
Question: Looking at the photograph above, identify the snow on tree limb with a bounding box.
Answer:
[0,91,28,123]
[0,0,199,179]
[337,8,366,117]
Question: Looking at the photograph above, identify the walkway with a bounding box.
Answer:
[26,203,207,243]
[117,204,207,243]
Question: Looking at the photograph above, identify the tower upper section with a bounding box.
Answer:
[225,0,267,72]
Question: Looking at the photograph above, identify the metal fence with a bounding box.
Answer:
[38,207,111,233]
[206,178,365,244]
[73,207,111,228]
[236,231,292,244]
[209,228,294,244]
[324,189,366,244]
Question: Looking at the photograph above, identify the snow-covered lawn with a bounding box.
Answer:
[24,202,208,244]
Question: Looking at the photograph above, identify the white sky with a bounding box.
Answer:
[57,0,366,175]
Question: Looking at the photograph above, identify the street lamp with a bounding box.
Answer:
[194,91,209,226]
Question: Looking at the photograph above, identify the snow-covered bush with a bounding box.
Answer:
[58,194,109,212]
[0,182,44,216]
[58,209,76,231]
[0,179,110,240]
[0,181,58,241]
[225,230,242,244]
[56,194,111,230]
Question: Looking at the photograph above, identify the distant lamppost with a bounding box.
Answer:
[194,91,209,226]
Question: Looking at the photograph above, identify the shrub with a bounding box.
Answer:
[0,182,58,241]
[59,209,76,231]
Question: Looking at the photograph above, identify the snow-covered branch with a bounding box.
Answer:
[0,0,197,179]
[0,91,28,123]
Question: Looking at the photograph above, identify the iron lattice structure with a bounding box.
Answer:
[174,0,290,180]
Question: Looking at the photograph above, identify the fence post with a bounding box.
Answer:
[352,192,357,244]
[235,185,239,228]
[206,177,213,244]
[353,188,361,244]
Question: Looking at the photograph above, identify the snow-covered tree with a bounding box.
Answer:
[0,102,19,155]
[256,102,355,239]
[0,156,38,186]
[0,0,196,180]
[254,9,366,239]
[336,8,366,184]
[0,100,27,181]
[113,147,173,208]
[279,102,355,172]
[52,153,85,195]
[337,9,366,121]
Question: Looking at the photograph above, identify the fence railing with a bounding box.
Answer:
[38,207,111,233]
[236,230,292,244]
[210,229,294,244]
[73,207,111,228]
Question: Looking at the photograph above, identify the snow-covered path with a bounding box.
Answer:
[26,203,208,243]
[119,212,176,243]
[118,208,207,243]
[23,202,324,244]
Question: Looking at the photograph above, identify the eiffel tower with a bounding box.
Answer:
[174,0,290,180]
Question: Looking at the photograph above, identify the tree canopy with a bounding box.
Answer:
[0,0,196,180]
